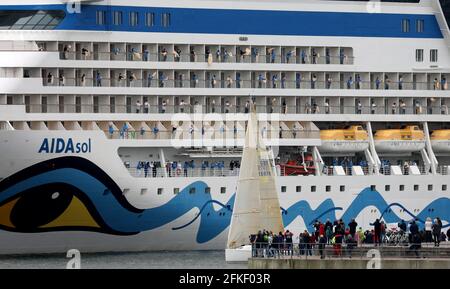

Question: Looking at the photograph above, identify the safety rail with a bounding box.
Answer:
[38,76,448,92]
[250,242,450,259]
[281,165,450,176]
[17,103,450,116]
[127,167,240,178]
[106,129,320,141]
[127,164,448,178]
[55,50,356,65]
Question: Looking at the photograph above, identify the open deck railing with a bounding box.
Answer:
[55,50,356,65]
[17,103,450,116]
[127,167,240,178]
[251,242,450,260]
[38,76,447,92]
[125,164,450,178]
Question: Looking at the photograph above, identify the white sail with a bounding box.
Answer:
[227,106,284,249]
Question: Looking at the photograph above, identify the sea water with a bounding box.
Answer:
[0,250,248,269]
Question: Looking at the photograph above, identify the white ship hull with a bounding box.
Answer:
[0,131,449,254]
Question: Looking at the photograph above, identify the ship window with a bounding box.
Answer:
[220,187,226,194]
[326,185,331,192]
[157,188,163,195]
[296,186,301,192]
[340,185,345,192]
[174,188,180,195]
[113,11,122,26]
[370,185,376,191]
[416,19,424,33]
[281,186,287,193]
[428,184,433,191]
[141,188,148,195]
[129,12,139,27]
[311,186,316,192]
[205,187,211,194]
[414,184,419,191]
[442,185,447,191]
[30,14,53,30]
[0,10,65,30]
[145,12,155,27]
[415,49,424,62]
[189,187,196,194]
[162,13,171,27]
[401,19,410,32]
[385,185,390,192]
[96,10,106,25]
[22,12,46,29]
[399,185,404,191]
[430,49,438,62]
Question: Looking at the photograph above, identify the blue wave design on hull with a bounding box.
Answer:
[280,189,450,232]
[1,157,449,243]
[281,199,343,231]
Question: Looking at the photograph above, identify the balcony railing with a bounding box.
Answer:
[39,76,448,92]
[318,165,450,176]
[105,129,320,141]
[57,50,356,65]
[127,167,241,178]
[127,165,450,178]
[19,103,450,116]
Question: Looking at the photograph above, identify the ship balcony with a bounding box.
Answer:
[0,43,355,65]
[2,76,448,93]
[56,50,355,66]
[105,128,321,147]
[27,75,450,92]
[8,102,450,117]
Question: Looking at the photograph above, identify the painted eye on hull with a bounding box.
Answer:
[0,183,101,233]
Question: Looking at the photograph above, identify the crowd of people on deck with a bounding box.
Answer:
[131,160,241,177]
[250,217,449,258]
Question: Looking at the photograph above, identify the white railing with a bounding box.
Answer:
[127,164,449,178]
[299,165,448,177]
[437,166,450,175]
[127,167,241,178]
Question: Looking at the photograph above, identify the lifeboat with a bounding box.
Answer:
[280,156,315,176]
[374,126,425,153]
[320,125,369,153]
[431,130,450,153]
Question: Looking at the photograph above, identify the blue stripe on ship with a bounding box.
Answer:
[0,4,444,38]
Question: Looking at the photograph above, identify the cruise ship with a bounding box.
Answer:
[0,0,450,254]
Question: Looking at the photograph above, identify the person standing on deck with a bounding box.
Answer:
[373,219,381,245]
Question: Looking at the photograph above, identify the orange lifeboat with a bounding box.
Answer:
[431,130,450,153]
[374,125,425,153]
[320,125,369,153]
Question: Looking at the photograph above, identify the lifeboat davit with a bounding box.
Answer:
[320,125,369,153]
[431,130,450,153]
[374,126,425,153]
